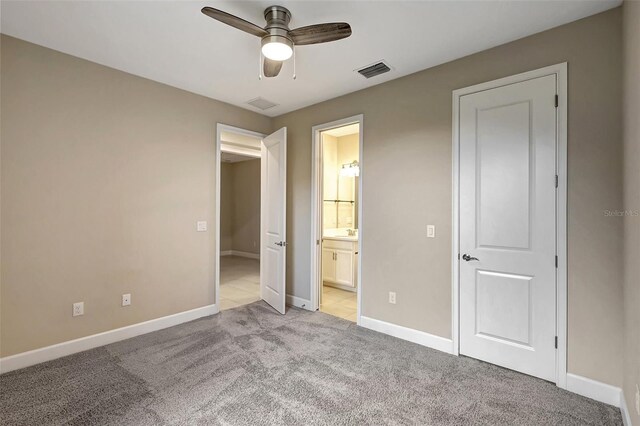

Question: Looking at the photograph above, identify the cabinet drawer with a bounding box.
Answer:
[322,239,356,251]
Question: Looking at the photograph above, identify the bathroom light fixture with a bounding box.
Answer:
[340,161,360,177]
[261,36,293,61]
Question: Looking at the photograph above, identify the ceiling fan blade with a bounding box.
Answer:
[263,58,283,78]
[289,23,352,45]
[201,7,268,38]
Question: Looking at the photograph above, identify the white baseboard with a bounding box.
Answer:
[323,282,357,293]
[620,390,634,426]
[0,304,218,374]
[359,316,454,355]
[566,373,622,407]
[286,294,313,311]
[221,250,259,260]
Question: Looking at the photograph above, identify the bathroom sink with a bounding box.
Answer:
[323,229,358,240]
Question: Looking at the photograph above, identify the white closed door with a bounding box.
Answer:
[459,75,557,381]
[260,127,287,314]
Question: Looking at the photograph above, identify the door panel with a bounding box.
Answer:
[459,75,557,381]
[322,248,336,283]
[475,270,533,346]
[477,101,532,250]
[260,127,287,314]
[334,248,354,287]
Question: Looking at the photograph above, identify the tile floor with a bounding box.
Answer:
[220,256,357,321]
[320,284,357,322]
[219,255,260,310]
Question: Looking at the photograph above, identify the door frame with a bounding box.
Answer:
[310,114,364,322]
[451,63,568,388]
[215,123,267,309]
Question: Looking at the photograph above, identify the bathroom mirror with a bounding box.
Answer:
[336,173,358,229]
[322,130,360,234]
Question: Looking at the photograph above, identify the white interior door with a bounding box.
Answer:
[260,127,287,314]
[459,75,557,381]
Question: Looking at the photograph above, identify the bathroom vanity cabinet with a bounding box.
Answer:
[322,238,358,290]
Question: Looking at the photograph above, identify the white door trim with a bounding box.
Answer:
[215,123,267,309]
[310,114,364,323]
[451,63,568,388]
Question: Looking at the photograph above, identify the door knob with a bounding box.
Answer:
[275,241,287,247]
[462,254,479,262]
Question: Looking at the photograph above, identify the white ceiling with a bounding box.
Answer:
[221,152,259,163]
[1,0,620,117]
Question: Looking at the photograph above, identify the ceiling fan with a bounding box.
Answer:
[201,5,352,78]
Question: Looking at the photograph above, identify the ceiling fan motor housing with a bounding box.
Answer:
[262,5,293,48]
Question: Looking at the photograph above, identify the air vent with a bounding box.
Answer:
[246,97,278,110]
[356,61,392,79]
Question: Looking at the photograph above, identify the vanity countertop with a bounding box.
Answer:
[323,228,358,242]
[323,235,358,242]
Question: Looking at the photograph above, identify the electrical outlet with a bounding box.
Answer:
[122,293,131,307]
[635,383,639,416]
[72,302,84,317]
[388,292,396,304]
[427,225,436,238]
[196,221,207,232]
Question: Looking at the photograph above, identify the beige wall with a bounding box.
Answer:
[220,162,234,252]
[228,159,260,254]
[337,134,359,167]
[622,1,640,423]
[221,159,261,254]
[322,134,338,229]
[0,35,271,357]
[274,9,624,386]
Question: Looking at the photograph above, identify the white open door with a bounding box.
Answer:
[459,75,557,381]
[260,127,287,314]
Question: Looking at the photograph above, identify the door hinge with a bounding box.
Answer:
[555,175,559,188]
[555,94,559,108]
[555,255,558,268]
[458,253,460,260]
[317,239,320,245]
[555,336,558,349]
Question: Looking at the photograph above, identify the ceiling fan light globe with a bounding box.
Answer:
[261,41,293,61]
[261,35,293,61]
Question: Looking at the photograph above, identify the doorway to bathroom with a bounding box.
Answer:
[310,115,363,323]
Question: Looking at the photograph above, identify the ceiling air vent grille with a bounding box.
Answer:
[356,61,391,79]
[246,97,278,110]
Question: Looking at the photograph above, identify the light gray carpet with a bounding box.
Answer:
[0,301,622,425]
